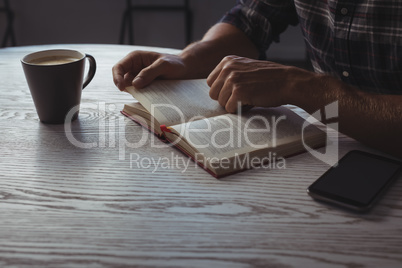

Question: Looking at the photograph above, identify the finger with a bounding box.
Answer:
[225,86,251,114]
[112,52,140,91]
[225,93,240,114]
[217,79,234,107]
[206,60,224,88]
[112,51,159,91]
[123,72,135,88]
[209,72,227,101]
[208,56,239,100]
[132,58,170,89]
[207,55,236,87]
[112,63,129,91]
[208,60,230,100]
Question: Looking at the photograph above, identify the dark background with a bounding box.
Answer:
[0,0,306,61]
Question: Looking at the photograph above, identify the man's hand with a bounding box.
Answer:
[112,23,260,92]
[207,55,317,113]
[112,51,188,91]
[207,55,402,158]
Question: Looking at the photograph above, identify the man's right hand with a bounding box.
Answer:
[112,51,188,91]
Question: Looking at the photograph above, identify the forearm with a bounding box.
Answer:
[293,73,402,158]
[179,23,259,78]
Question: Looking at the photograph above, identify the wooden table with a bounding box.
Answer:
[1,44,401,267]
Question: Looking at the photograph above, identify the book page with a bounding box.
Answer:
[126,79,226,126]
[169,106,324,159]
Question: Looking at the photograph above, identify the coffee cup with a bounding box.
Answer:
[21,49,96,124]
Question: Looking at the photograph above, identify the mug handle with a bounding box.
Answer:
[83,53,96,89]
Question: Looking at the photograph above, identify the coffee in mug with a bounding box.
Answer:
[21,49,96,124]
[29,55,81,65]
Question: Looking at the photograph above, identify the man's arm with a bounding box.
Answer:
[179,23,259,79]
[207,56,402,158]
[112,23,259,90]
[298,73,402,158]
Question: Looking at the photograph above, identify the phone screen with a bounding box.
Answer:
[308,150,402,211]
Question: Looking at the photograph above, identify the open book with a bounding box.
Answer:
[122,79,326,178]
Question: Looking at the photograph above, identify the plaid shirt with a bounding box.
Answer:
[220,0,402,94]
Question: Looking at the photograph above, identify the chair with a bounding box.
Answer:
[119,0,192,45]
[0,0,16,47]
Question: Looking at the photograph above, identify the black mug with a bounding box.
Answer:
[21,49,96,124]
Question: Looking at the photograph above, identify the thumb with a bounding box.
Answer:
[132,76,149,89]
[132,58,167,89]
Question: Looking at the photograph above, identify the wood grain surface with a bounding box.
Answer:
[0,44,401,268]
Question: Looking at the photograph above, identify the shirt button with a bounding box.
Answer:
[342,71,349,77]
[341,8,348,15]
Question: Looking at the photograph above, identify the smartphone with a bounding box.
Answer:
[307,150,402,212]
